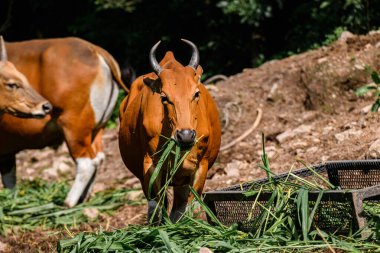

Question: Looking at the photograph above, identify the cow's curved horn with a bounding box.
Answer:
[149,40,163,75]
[0,36,7,62]
[181,39,199,70]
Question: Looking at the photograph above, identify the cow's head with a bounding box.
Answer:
[0,36,52,118]
[144,39,203,149]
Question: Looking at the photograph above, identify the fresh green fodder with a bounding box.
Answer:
[57,135,380,252]
[147,137,191,223]
[0,179,145,235]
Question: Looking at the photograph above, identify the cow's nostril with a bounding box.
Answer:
[42,102,53,113]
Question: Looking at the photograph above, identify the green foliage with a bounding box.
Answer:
[94,0,140,12]
[0,179,144,235]
[217,0,278,26]
[355,70,380,112]
[57,137,380,252]
[4,0,380,77]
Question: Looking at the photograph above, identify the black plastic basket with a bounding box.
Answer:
[203,160,380,234]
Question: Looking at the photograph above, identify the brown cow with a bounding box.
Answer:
[119,39,221,223]
[0,37,128,207]
[0,36,52,118]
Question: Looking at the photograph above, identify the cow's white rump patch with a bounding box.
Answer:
[90,55,119,128]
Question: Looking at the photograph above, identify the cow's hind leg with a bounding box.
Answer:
[0,154,16,188]
[76,129,105,204]
[92,128,105,167]
[62,120,99,208]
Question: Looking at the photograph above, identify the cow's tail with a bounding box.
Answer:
[94,45,129,94]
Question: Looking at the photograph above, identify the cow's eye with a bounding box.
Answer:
[6,83,19,90]
[160,93,169,104]
[193,90,200,100]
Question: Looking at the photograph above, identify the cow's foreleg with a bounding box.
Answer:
[143,154,166,225]
[170,184,190,223]
[62,124,98,208]
[0,154,16,188]
[189,159,209,203]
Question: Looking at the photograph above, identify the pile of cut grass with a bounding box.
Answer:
[57,189,380,253]
[57,136,380,252]
[0,179,145,235]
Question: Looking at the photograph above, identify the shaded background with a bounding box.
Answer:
[1,0,380,79]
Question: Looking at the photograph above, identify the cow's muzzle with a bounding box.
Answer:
[31,101,53,119]
[174,129,196,149]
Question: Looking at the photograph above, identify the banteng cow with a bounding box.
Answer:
[0,37,128,207]
[119,39,221,223]
[0,36,52,118]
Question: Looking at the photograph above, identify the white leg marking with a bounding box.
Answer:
[93,152,105,167]
[64,158,97,208]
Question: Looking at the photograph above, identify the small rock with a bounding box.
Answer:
[126,177,140,186]
[338,31,354,42]
[321,155,330,162]
[44,167,58,178]
[291,141,308,149]
[83,208,99,220]
[199,247,213,253]
[354,64,365,70]
[257,146,277,159]
[293,124,313,135]
[301,111,318,122]
[322,126,334,135]
[127,190,144,201]
[360,104,372,115]
[310,137,321,144]
[233,153,244,160]
[317,57,328,64]
[92,183,107,193]
[225,160,242,177]
[237,142,252,149]
[0,241,10,252]
[276,130,294,143]
[334,129,363,142]
[366,139,380,159]
[306,147,319,153]
[343,121,357,130]
[26,168,35,175]
[276,124,313,143]
[132,182,142,189]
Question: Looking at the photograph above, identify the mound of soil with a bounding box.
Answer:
[2,31,380,252]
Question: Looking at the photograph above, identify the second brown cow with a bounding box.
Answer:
[119,39,221,223]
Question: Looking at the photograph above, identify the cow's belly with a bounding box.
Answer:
[0,116,64,155]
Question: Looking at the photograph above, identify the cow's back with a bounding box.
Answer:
[0,37,120,154]
[6,38,99,108]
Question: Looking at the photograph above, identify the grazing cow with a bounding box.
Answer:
[0,36,52,118]
[119,39,221,223]
[0,37,128,207]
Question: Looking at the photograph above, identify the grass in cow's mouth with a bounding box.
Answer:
[0,179,145,235]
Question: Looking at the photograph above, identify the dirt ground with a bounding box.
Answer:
[2,31,380,252]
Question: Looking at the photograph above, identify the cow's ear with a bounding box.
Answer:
[143,76,160,93]
[195,65,203,83]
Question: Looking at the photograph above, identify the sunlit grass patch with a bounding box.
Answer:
[0,179,145,235]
